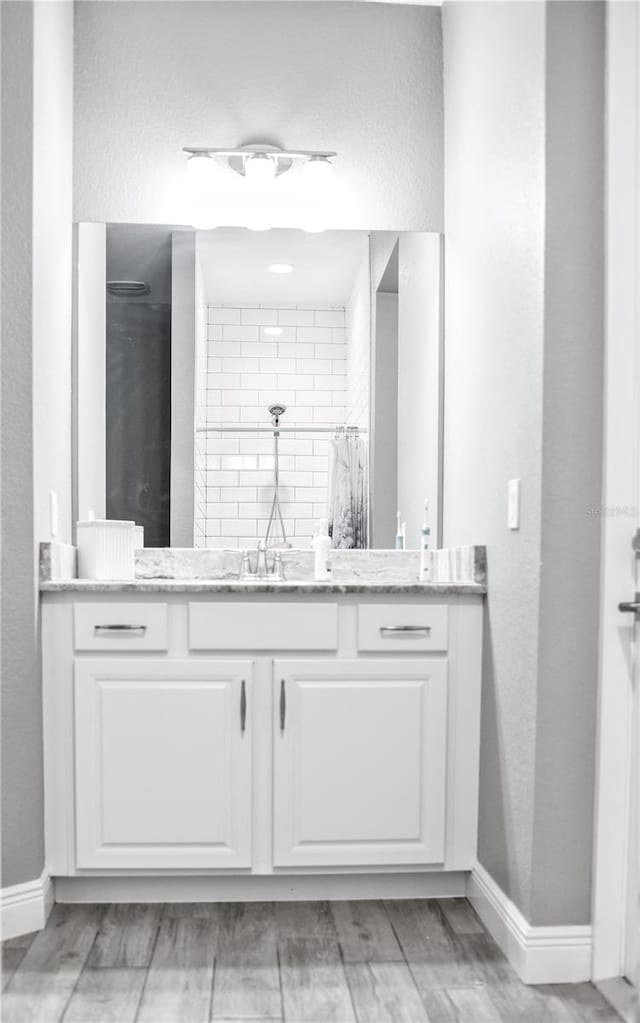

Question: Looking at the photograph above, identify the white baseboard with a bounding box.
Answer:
[1,871,54,940]
[467,862,592,985]
[55,870,467,904]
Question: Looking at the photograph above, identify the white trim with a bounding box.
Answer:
[0,871,53,940]
[468,864,592,985]
[592,0,640,983]
[74,222,106,525]
[54,871,467,905]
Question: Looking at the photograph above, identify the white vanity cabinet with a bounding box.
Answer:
[272,659,448,868]
[73,659,252,870]
[42,591,483,887]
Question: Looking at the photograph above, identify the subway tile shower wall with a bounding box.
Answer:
[196,305,349,549]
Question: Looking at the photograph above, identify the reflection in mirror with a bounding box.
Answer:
[192,229,370,550]
[77,225,442,551]
[105,226,172,547]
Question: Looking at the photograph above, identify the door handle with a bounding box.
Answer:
[280,678,286,732]
[240,680,247,733]
[618,596,640,615]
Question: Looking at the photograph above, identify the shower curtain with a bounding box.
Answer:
[328,431,368,549]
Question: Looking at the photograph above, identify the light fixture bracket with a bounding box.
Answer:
[182,142,337,178]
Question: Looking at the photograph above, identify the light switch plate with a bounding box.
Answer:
[508,479,521,530]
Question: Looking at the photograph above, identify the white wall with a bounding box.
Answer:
[73,1,443,231]
[200,305,347,548]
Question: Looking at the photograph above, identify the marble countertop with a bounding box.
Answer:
[40,579,485,595]
[39,543,487,596]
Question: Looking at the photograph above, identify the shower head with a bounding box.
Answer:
[268,403,287,427]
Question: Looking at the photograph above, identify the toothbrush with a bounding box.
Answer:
[395,511,404,550]
[420,498,432,580]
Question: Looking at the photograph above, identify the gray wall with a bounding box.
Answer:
[1,1,44,888]
[442,0,546,917]
[442,0,604,925]
[531,0,604,925]
[371,291,398,548]
[1,0,74,889]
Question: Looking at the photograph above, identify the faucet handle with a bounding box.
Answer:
[271,550,285,581]
[239,549,253,580]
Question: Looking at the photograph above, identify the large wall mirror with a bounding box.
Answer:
[75,224,443,551]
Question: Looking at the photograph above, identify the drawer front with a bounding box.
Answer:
[189,602,338,651]
[74,604,169,652]
[358,604,448,653]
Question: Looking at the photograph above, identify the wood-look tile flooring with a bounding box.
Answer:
[1,899,621,1023]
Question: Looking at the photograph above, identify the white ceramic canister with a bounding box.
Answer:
[76,519,136,580]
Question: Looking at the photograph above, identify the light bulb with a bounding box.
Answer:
[246,216,272,232]
[185,153,218,229]
[302,220,326,234]
[245,153,276,184]
[302,156,334,187]
[268,263,295,274]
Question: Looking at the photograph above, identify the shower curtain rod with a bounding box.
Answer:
[196,425,368,434]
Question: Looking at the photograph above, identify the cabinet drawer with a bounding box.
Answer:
[74,604,168,652]
[358,604,448,652]
[189,602,337,651]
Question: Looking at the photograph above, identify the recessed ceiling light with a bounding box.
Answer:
[264,327,283,337]
[268,263,295,274]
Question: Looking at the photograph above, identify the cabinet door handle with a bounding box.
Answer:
[94,624,147,635]
[379,625,431,637]
[240,680,247,733]
[280,679,286,732]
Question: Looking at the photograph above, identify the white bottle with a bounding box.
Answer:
[311,518,332,581]
[420,499,432,581]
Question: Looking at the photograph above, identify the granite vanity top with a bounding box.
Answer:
[39,544,487,596]
[40,579,485,594]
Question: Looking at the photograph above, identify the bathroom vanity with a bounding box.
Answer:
[41,548,485,900]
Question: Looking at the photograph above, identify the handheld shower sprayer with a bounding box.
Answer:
[265,404,291,548]
[269,403,287,428]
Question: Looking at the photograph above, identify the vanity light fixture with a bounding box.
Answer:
[268,263,295,274]
[182,143,337,179]
[182,143,337,232]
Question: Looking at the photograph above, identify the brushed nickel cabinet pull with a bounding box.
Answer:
[240,680,247,733]
[379,625,431,637]
[94,624,147,634]
[280,679,286,732]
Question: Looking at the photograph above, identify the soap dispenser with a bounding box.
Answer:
[311,519,332,581]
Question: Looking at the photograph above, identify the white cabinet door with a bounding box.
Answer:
[74,659,252,869]
[273,658,448,867]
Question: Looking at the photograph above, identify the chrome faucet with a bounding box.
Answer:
[239,542,285,581]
